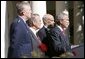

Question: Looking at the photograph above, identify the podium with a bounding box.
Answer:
[71,43,84,58]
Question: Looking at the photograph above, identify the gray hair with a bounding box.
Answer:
[16,1,30,14]
[43,14,54,25]
[28,14,40,26]
[55,13,68,25]
[57,13,68,20]
[43,14,52,20]
[31,14,40,22]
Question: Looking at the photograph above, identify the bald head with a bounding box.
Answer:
[43,14,54,27]
[43,14,54,20]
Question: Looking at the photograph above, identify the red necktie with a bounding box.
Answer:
[36,36,48,52]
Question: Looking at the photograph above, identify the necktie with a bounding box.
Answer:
[36,35,48,52]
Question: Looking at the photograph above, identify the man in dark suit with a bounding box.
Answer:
[50,12,74,57]
[37,14,55,41]
[37,14,55,57]
[8,1,32,58]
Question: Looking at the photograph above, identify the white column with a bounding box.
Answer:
[1,1,6,58]
[31,1,46,19]
[31,1,46,28]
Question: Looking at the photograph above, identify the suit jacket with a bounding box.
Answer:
[37,26,47,41]
[37,26,55,57]
[8,16,35,58]
[50,25,71,56]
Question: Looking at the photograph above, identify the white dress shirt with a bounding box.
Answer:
[29,27,37,37]
[29,27,42,45]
